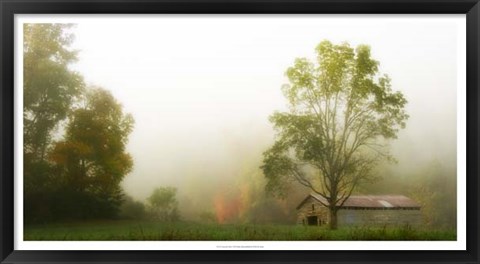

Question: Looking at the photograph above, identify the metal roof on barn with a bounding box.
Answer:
[297,193,421,210]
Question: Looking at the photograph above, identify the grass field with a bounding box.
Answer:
[24,220,456,241]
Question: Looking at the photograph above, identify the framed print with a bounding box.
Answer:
[1,0,479,263]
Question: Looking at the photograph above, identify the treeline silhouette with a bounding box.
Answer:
[24,24,134,224]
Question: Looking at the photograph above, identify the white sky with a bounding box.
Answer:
[61,15,463,199]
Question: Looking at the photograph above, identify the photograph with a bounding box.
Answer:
[18,15,464,249]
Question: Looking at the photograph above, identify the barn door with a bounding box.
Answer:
[307,216,318,226]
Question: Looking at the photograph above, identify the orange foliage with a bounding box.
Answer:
[213,183,253,224]
[213,191,241,224]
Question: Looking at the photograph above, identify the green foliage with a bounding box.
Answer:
[147,187,180,222]
[23,24,84,163]
[23,24,85,224]
[198,211,217,223]
[409,161,456,229]
[119,195,147,220]
[24,221,456,241]
[23,159,57,223]
[261,40,408,229]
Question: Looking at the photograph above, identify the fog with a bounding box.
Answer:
[68,15,462,226]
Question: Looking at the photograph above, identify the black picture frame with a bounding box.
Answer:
[1,0,479,263]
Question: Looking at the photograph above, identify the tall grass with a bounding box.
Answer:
[24,220,456,241]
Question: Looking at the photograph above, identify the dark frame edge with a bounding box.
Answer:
[1,0,15,263]
[1,0,480,264]
[466,0,480,262]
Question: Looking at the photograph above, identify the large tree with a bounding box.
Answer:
[23,24,84,222]
[49,87,134,218]
[261,40,408,229]
[24,24,84,163]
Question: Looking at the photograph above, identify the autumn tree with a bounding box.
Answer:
[23,24,84,222]
[261,40,408,229]
[49,87,134,218]
[147,187,179,221]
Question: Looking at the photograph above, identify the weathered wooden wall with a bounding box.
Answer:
[297,197,422,227]
[337,209,422,227]
[296,197,329,225]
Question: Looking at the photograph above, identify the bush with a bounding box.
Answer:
[119,195,146,220]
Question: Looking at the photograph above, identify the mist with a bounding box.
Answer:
[65,15,461,227]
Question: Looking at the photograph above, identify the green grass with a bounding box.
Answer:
[24,220,456,241]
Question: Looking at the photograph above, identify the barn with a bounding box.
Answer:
[296,193,422,227]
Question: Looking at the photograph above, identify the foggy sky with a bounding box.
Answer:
[66,15,462,201]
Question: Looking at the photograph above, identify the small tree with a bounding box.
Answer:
[147,187,179,221]
[261,40,408,229]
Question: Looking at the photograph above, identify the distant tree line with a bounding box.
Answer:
[24,24,134,223]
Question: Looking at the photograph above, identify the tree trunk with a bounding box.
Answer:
[329,207,338,230]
